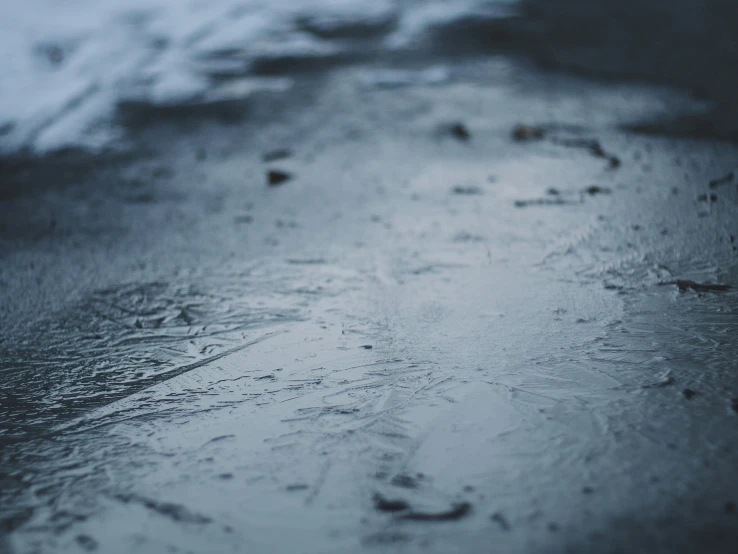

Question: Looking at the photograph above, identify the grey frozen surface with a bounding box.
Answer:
[2,15,738,554]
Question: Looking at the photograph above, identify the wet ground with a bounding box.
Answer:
[2,3,738,554]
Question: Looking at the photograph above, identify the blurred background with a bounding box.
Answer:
[2,0,737,157]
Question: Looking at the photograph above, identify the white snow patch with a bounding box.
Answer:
[0,0,513,154]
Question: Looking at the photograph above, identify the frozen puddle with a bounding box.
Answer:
[0,259,363,439]
[3,248,635,553]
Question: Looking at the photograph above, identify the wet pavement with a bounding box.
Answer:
[2,30,738,554]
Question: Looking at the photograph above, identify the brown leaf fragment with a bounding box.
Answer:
[512,124,545,141]
[267,170,292,186]
[709,171,734,189]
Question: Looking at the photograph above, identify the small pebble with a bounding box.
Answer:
[449,122,470,141]
[268,170,292,186]
[512,124,544,141]
[490,512,511,531]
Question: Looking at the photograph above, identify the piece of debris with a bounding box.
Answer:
[391,474,423,489]
[451,185,483,195]
[373,494,410,513]
[730,398,738,415]
[286,484,309,491]
[114,494,211,524]
[548,522,560,532]
[514,198,569,208]
[552,138,620,168]
[287,258,326,265]
[267,170,292,186]
[205,434,235,444]
[448,122,471,141]
[583,185,611,196]
[453,232,485,243]
[546,188,560,196]
[588,141,621,168]
[360,345,373,350]
[709,171,734,189]
[490,512,511,531]
[697,193,718,203]
[397,502,472,521]
[75,535,98,552]
[658,280,732,293]
[682,388,698,400]
[664,280,732,293]
[39,43,64,65]
[263,149,292,162]
[512,124,545,141]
